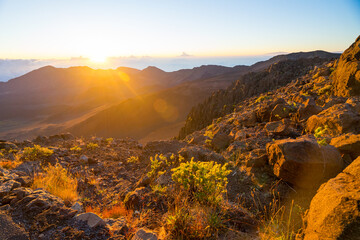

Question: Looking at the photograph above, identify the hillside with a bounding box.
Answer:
[0,36,358,240]
[67,51,339,142]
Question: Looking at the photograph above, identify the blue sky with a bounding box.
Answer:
[0,0,359,59]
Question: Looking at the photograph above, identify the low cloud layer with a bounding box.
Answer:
[0,55,274,82]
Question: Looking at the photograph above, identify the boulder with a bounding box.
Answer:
[0,213,29,240]
[0,180,21,197]
[330,134,360,159]
[71,202,84,213]
[75,212,106,228]
[132,228,158,240]
[264,119,298,137]
[178,145,225,163]
[266,136,343,188]
[270,103,292,121]
[0,141,18,151]
[303,156,360,240]
[211,131,231,150]
[234,110,257,127]
[306,103,360,136]
[296,98,323,121]
[333,35,360,97]
[144,140,187,155]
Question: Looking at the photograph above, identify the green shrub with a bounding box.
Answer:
[105,138,114,144]
[23,145,53,161]
[171,159,231,205]
[314,126,329,138]
[70,145,82,153]
[127,156,139,163]
[147,154,169,179]
[86,142,99,150]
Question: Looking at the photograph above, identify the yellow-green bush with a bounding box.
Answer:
[171,159,230,205]
[23,145,53,161]
[86,142,99,150]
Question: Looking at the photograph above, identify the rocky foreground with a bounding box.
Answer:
[0,36,360,240]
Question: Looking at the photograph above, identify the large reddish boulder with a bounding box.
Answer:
[266,136,343,188]
[303,156,360,240]
[306,103,360,136]
[333,35,360,97]
[330,133,360,159]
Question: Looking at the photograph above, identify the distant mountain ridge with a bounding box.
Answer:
[0,50,340,141]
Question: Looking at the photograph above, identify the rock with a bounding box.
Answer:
[303,156,360,240]
[245,149,268,168]
[333,35,360,97]
[14,161,40,176]
[266,136,343,188]
[0,213,29,240]
[75,212,106,228]
[60,133,75,140]
[256,98,286,122]
[144,140,187,155]
[264,119,298,137]
[234,110,257,127]
[296,98,323,121]
[105,217,128,235]
[80,155,89,164]
[71,202,84,213]
[0,180,21,197]
[0,141,18,151]
[124,187,147,210]
[178,145,225,163]
[211,131,231,150]
[187,133,208,145]
[132,228,158,240]
[270,103,292,121]
[306,103,360,136]
[330,133,360,160]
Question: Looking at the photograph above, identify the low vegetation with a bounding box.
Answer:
[32,163,78,202]
[22,145,53,161]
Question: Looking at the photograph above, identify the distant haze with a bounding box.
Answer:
[0,55,277,82]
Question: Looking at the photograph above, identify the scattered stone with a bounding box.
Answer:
[131,228,158,240]
[330,133,360,159]
[71,202,84,213]
[75,212,106,228]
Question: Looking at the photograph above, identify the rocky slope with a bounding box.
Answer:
[0,37,357,240]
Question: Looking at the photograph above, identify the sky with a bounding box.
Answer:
[0,0,359,59]
[0,0,359,80]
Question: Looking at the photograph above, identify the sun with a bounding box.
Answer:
[89,54,107,63]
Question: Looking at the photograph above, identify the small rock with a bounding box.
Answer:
[71,202,84,213]
[75,212,106,228]
[132,228,158,240]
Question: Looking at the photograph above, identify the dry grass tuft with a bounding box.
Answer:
[32,163,78,202]
[0,160,21,169]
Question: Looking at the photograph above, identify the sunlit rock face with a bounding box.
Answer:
[304,156,360,240]
[333,35,360,97]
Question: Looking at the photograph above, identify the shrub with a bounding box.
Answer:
[105,138,114,145]
[147,154,169,179]
[70,145,82,153]
[86,142,99,150]
[32,163,78,202]
[171,159,230,205]
[23,145,53,161]
[127,156,139,163]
